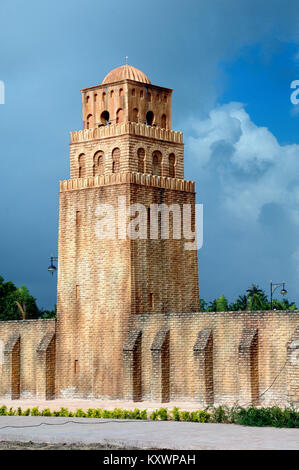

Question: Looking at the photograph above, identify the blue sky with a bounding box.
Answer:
[1,0,299,308]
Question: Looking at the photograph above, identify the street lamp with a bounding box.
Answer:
[48,254,58,276]
[270,280,287,309]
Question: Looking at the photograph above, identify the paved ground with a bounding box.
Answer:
[0,416,298,450]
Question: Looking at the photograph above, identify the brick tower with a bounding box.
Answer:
[55,64,200,399]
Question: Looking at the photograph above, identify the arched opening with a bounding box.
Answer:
[78,153,86,178]
[112,148,120,173]
[110,90,114,98]
[100,110,110,126]
[132,88,136,96]
[132,108,138,123]
[146,111,154,126]
[161,114,167,129]
[169,153,176,178]
[86,114,93,129]
[93,151,105,176]
[148,91,152,102]
[163,95,168,103]
[94,93,97,103]
[119,88,123,96]
[137,148,145,173]
[140,90,144,98]
[116,108,124,124]
[86,95,90,104]
[102,92,106,101]
[152,151,162,176]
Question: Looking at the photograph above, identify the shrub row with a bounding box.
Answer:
[0,405,298,428]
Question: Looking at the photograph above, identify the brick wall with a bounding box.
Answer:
[69,133,184,180]
[0,319,55,399]
[124,311,299,406]
[56,181,199,398]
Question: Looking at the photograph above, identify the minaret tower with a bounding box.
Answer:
[55,64,200,399]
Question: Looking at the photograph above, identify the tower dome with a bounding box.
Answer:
[102,64,151,85]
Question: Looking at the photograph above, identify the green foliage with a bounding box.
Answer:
[8,407,16,416]
[200,283,297,312]
[75,408,86,418]
[231,406,299,428]
[150,408,169,421]
[30,407,40,416]
[171,406,181,421]
[0,276,41,321]
[216,294,228,312]
[210,405,230,423]
[0,406,7,416]
[0,405,297,427]
[40,305,57,319]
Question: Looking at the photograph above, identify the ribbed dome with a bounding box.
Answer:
[102,64,151,85]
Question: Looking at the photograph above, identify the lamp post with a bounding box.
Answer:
[270,280,287,309]
[48,254,58,276]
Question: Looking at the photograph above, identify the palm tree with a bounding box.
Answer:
[246,284,268,310]
[234,295,248,311]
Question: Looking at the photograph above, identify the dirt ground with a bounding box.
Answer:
[0,440,143,450]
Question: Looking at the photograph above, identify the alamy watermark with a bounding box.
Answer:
[95,196,203,251]
[290,80,299,105]
[0,81,4,104]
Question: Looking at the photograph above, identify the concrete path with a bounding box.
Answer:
[0,416,298,450]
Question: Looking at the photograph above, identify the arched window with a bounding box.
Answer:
[169,153,176,178]
[112,148,120,173]
[102,92,106,101]
[119,88,123,96]
[110,90,114,98]
[93,151,105,176]
[140,90,144,98]
[148,91,152,102]
[100,110,110,126]
[152,151,162,176]
[116,108,124,124]
[132,88,136,96]
[86,95,90,104]
[163,95,168,103]
[86,114,93,129]
[78,153,86,178]
[94,93,97,103]
[132,108,138,123]
[146,111,154,126]
[161,114,167,129]
[137,148,145,173]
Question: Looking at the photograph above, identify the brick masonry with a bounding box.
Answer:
[0,65,298,406]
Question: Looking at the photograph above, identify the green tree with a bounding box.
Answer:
[234,295,248,311]
[0,279,40,321]
[40,305,57,319]
[216,294,228,312]
[246,284,268,311]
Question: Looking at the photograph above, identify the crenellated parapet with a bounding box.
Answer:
[70,122,183,145]
[60,171,195,193]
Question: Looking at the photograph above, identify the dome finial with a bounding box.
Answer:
[125,56,128,66]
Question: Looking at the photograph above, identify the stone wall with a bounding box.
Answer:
[0,319,56,399]
[56,181,199,399]
[123,310,299,407]
[0,312,298,406]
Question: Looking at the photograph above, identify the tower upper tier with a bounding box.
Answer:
[80,64,173,130]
